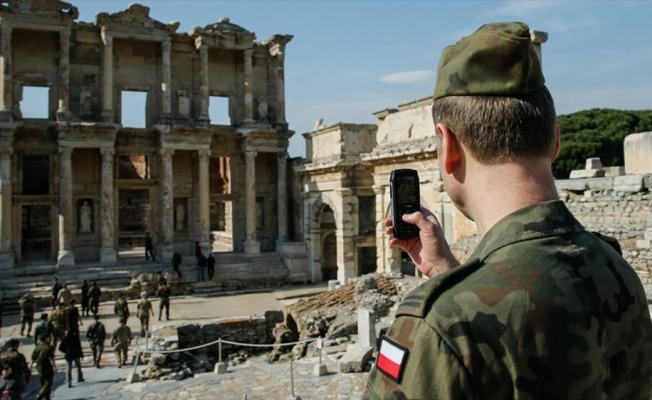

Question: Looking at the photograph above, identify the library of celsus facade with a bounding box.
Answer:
[0,1,294,269]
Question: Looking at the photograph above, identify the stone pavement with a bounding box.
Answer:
[1,283,370,399]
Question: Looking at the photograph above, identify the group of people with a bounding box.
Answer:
[194,241,215,281]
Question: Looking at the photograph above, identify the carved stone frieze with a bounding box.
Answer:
[0,0,79,19]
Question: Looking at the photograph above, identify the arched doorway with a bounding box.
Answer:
[319,204,337,281]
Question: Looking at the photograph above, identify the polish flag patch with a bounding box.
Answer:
[377,336,409,382]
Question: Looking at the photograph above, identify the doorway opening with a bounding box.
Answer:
[21,205,52,262]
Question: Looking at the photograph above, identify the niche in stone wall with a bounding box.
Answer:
[358,195,375,235]
[22,154,50,195]
[77,198,94,233]
[256,196,265,228]
[174,198,187,231]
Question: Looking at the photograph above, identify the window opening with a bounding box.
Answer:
[21,86,49,119]
[121,91,147,128]
[209,96,230,125]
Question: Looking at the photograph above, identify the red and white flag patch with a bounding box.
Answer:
[377,336,409,382]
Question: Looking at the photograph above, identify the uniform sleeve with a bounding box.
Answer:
[364,315,477,400]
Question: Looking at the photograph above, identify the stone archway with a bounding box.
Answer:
[321,230,337,280]
[306,195,340,283]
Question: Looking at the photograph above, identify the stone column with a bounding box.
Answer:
[243,48,254,122]
[57,147,75,266]
[336,188,354,284]
[0,25,13,119]
[57,29,71,120]
[244,150,260,254]
[196,40,209,122]
[198,149,211,253]
[101,29,114,122]
[275,51,286,124]
[0,149,14,269]
[161,38,172,115]
[160,149,175,261]
[99,148,117,263]
[277,152,288,242]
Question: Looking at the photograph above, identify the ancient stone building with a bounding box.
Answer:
[0,1,294,270]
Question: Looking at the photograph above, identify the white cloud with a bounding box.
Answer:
[379,70,435,84]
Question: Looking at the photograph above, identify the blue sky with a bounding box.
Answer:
[44,1,652,157]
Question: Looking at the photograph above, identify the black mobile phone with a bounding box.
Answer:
[390,169,420,240]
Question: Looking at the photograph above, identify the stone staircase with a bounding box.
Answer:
[1,250,291,313]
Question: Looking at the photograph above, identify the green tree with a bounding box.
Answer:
[554,109,652,178]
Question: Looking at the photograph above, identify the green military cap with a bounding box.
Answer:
[433,22,545,100]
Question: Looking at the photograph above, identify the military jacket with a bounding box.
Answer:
[0,350,30,383]
[34,321,53,344]
[89,286,102,301]
[114,298,130,318]
[111,325,132,346]
[18,295,34,316]
[86,322,106,344]
[365,200,652,400]
[50,308,67,332]
[137,299,152,319]
[30,342,55,374]
[157,286,171,302]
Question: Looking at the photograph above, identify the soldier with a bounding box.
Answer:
[49,304,67,350]
[64,299,83,333]
[136,291,154,337]
[110,319,131,368]
[156,279,171,321]
[33,314,53,346]
[50,278,62,310]
[80,280,90,317]
[364,22,652,399]
[171,251,182,278]
[88,281,102,316]
[17,293,34,337]
[0,361,26,400]
[114,292,130,324]
[30,334,56,400]
[0,338,31,385]
[85,314,106,368]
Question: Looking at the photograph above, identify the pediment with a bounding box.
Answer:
[0,0,78,19]
[95,3,179,36]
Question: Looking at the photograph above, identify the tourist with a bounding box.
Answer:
[50,278,62,310]
[0,362,26,400]
[59,330,84,387]
[0,339,30,387]
[88,281,102,315]
[156,279,171,321]
[56,284,71,307]
[33,314,53,346]
[80,280,90,317]
[196,253,207,281]
[64,299,83,333]
[136,291,154,337]
[364,22,652,399]
[145,232,156,261]
[207,253,215,280]
[171,251,182,278]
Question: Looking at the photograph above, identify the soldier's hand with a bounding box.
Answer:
[385,207,460,278]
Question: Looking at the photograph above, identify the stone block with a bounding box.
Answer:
[126,372,141,383]
[604,166,625,177]
[637,240,651,250]
[338,344,373,373]
[624,132,652,174]
[214,362,227,374]
[570,169,604,179]
[313,363,328,376]
[644,174,652,190]
[587,177,614,191]
[585,157,603,169]
[614,175,644,193]
[556,179,589,192]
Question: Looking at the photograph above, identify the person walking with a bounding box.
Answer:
[33,314,53,346]
[363,22,652,399]
[56,284,71,307]
[136,291,154,337]
[49,304,66,350]
[145,232,156,261]
[114,292,130,325]
[0,362,26,400]
[59,330,84,387]
[30,334,56,400]
[156,280,171,321]
[110,319,131,368]
[17,293,34,337]
[64,299,83,333]
[85,314,106,368]
[207,253,215,280]
[88,281,102,316]
[80,280,90,317]
[171,251,182,278]
[50,278,62,310]
[0,339,30,387]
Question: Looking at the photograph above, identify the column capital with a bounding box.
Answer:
[159,148,175,160]
[244,48,253,58]
[59,147,73,157]
[101,29,113,46]
[198,149,211,160]
[100,148,115,157]
[1,25,11,37]
[59,29,71,41]
[245,150,257,158]
[162,37,172,52]
[277,151,288,160]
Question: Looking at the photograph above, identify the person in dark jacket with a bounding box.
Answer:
[59,331,84,387]
[0,362,26,400]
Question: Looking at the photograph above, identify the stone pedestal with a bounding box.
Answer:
[214,362,227,374]
[99,248,117,264]
[244,239,260,255]
[57,249,75,266]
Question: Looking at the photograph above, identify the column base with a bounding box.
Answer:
[244,239,260,255]
[101,110,115,123]
[160,244,174,264]
[0,250,14,270]
[0,109,13,122]
[99,248,118,264]
[57,250,76,267]
[56,109,72,122]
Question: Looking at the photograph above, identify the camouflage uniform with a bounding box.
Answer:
[49,306,67,350]
[364,201,652,399]
[156,284,171,321]
[31,340,55,400]
[0,344,31,385]
[114,296,130,324]
[136,297,153,337]
[111,324,132,367]
[85,319,106,368]
[17,294,35,337]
